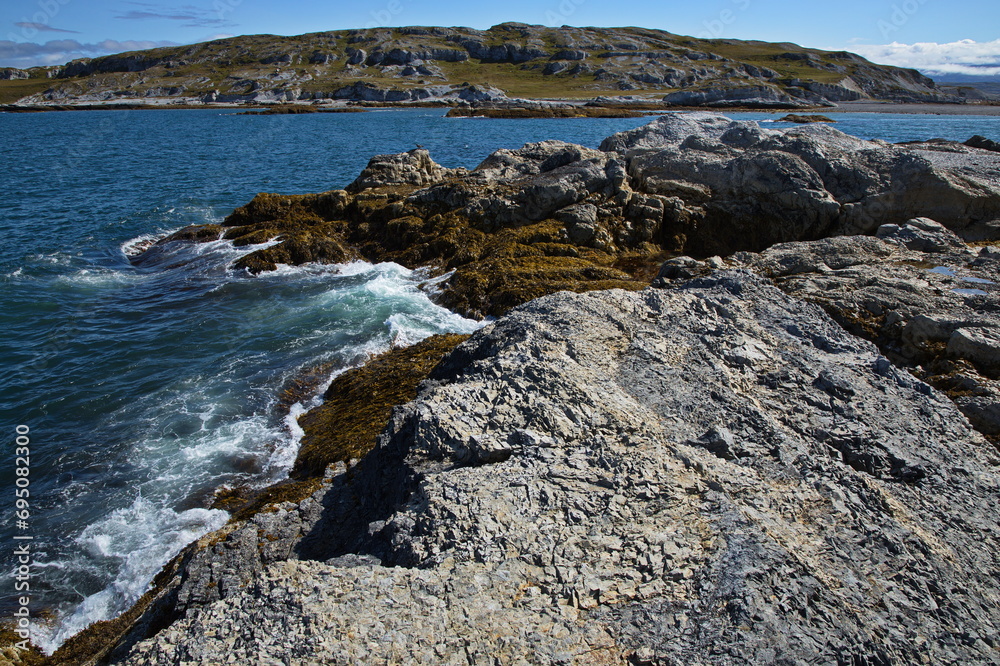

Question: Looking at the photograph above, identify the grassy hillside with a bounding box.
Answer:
[0,23,947,105]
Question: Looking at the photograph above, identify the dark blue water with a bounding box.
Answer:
[741,110,1000,142]
[1,107,997,651]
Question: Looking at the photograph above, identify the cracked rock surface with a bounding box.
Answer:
[118,272,1000,665]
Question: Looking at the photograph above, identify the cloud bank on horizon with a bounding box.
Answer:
[0,38,181,67]
[853,39,1000,79]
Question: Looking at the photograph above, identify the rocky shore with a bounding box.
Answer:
[31,113,1000,665]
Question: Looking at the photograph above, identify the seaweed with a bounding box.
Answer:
[294,333,470,477]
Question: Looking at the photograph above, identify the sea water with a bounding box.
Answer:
[0,107,997,651]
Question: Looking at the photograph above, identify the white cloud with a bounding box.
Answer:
[851,39,1000,77]
[0,39,178,69]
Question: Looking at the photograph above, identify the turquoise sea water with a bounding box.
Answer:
[1,108,998,651]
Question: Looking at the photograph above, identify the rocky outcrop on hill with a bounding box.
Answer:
[9,23,961,107]
[0,68,29,80]
[116,267,1000,665]
[662,84,809,109]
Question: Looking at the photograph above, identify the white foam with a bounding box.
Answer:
[34,256,483,652]
[55,267,142,287]
[264,402,309,478]
[418,269,454,296]
[386,309,483,347]
[120,232,171,257]
[34,498,228,654]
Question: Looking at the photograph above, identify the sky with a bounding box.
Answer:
[1,0,998,79]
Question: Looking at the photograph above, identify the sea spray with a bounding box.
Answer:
[20,235,481,653]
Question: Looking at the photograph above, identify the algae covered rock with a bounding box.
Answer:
[137,113,1000,318]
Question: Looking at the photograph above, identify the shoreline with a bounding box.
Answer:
[64,109,1000,662]
[826,101,1000,116]
[11,111,1000,660]
[5,98,1000,116]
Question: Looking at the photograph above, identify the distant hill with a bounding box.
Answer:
[931,73,1000,84]
[0,23,964,107]
[933,77,1000,101]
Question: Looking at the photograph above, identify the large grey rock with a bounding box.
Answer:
[346,148,461,192]
[728,223,1000,436]
[876,216,971,253]
[599,113,1000,255]
[117,274,1000,665]
[0,68,29,80]
[662,85,808,109]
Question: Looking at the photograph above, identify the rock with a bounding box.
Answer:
[600,113,1000,255]
[116,273,1000,665]
[655,255,706,281]
[0,68,29,80]
[345,47,366,65]
[442,82,508,102]
[791,79,864,102]
[138,113,1000,319]
[345,148,459,192]
[260,53,295,65]
[730,229,1000,440]
[876,217,971,253]
[663,85,809,109]
[948,327,1000,374]
[778,113,836,123]
[966,134,1000,153]
[552,49,587,60]
[554,203,599,244]
[308,51,336,64]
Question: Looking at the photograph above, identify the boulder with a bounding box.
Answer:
[600,113,1000,255]
[875,217,971,253]
[346,148,458,192]
[662,85,809,109]
[966,134,1000,153]
[0,68,29,80]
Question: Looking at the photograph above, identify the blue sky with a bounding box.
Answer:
[2,0,998,78]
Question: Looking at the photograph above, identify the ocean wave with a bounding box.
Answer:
[120,231,173,257]
[33,498,228,654]
[54,266,144,288]
[25,254,482,653]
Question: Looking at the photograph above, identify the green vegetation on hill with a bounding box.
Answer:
[0,23,948,106]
